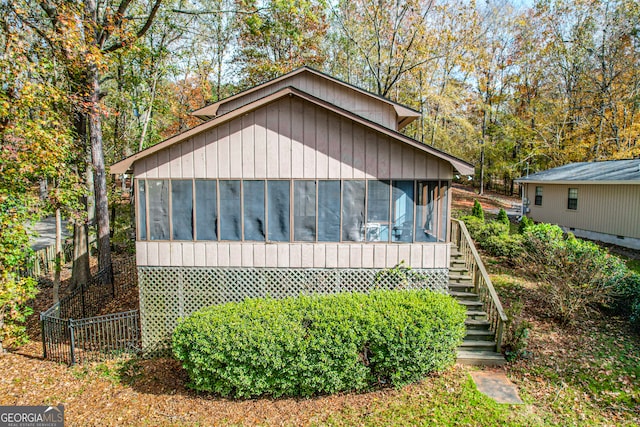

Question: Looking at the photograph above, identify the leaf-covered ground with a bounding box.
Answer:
[1,185,638,426]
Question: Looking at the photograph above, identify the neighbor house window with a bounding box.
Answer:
[535,186,543,206]
[568,188,578,210]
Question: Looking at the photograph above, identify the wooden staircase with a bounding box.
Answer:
[450,246,506,366]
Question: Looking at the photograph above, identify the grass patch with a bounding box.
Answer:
[323,368,542,427]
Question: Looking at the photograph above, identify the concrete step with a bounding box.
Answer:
[457,350,506,366]
[465,329,495,341]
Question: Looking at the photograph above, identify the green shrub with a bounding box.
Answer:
[518,216,534,234]
[502,300,531,362]
[172,290,466,398]
[460,215,485,240]
[496,208,509,225]
[613,273,640,331]
[521,226,629,323]
[483,234,523,259]
[471,199,484,221]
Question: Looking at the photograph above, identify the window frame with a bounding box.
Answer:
[567,188,578,210]
[135,178,451,244]
[535,186,543,206]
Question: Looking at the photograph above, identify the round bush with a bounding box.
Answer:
[172,290,466,398]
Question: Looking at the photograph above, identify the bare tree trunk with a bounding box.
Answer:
[72,114,90,288]
[138,72,159,151]
[53,207,61,304]
[88,63,112,281]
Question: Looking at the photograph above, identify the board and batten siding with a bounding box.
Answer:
[133,96,453,270]
[134,96,452,181]
[135,242,450,269]
[525,183,640,239]
[215,73,398,131]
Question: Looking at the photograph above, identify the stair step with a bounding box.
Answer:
[460,340,497,351]
[465,310,488,320]
[448,284,475,292]
[456,350,506,366]
[465,329,495,340]
[458,300,484,308]
[449,266,469,273]
[465,319,491,329]
[449,291,478,300]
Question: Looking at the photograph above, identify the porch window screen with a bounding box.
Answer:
[318,181,341,241]
[439,181,449,242]
[243,181,265,241]
[219,180,241,240]
[391,181,414,242]
[267,181,290,242]
[366,180,390,242]
[415,181,437,242]
[294,180,316,241]
[568,188,578,210]
[147,180,169,240]
[342,180,366,241]
[171,180,193,240]
[535,186,543,206]
[137,180,147,240]
[195,180,217,240]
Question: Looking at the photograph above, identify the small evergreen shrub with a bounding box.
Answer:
[173,290,466,398]
[471,199,484,221]
[518,216,534,234]
[496,208,509,225]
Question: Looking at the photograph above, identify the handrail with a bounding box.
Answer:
[450,218,508,351]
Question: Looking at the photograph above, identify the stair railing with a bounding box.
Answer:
[450,219,508,352]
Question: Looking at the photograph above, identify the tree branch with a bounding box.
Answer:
[102,0,163,53]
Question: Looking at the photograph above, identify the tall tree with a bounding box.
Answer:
[8,0,163,278]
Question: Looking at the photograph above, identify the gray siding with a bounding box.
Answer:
[134,97,452,181]
[525,183,640,239]
[216,73,398,130]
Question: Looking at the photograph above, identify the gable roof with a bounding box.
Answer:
[191,66,421,130]
[515,159,640,184]
[111,86,473,175]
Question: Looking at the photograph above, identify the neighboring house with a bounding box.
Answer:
[516,159,640,250]
[111,67,474,349]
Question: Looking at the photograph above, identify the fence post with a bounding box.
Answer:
[81,283,86,318]
[68,319,76,366]
[40,315,47,359]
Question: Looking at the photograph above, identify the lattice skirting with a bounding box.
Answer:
[138,266,449,352]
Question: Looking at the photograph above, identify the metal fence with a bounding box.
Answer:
[40,257,140,365]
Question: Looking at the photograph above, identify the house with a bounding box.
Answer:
[111,67,475,350]
[516,159,640,250]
